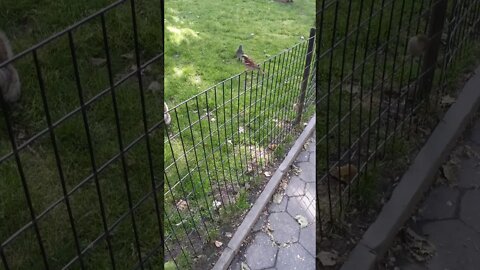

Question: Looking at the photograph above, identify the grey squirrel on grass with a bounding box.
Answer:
[0,30,21,105]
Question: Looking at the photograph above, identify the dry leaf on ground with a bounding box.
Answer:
[241,262,250,270]
[175,199,188,211]
[148,81,161,92]
[273,193,283,204]
[214,240,223,248]
[330,164,358,182]
[442,163,456,182]
[90,57,106,66]
[295,215,308,228]
[441,95,456,105]
[403,228,436,262]
[291,164,302,175]
[213,200,222,208]
[318,251,338,266]
[121,53,134,60]
[268,143,278,151]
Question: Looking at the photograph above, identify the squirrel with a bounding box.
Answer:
[407,34,430,57]
[235,45,243,61]
[241,54,264,74]
[0,30,21,105]
[164,102,171,126]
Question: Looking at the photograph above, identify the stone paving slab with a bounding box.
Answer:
[342,66,480,270]
[393,120,480,270]
[229,134,316,270]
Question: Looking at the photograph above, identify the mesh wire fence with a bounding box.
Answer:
[1,1,164,269]
[316,0,480,244]
[164,32,316,268]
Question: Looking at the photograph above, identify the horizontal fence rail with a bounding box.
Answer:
[1,0,164,269]
[316,0,480,253]
[163,31,316,268]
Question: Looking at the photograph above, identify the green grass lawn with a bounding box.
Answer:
[164,0,315,103]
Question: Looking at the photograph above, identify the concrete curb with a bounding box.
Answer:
[341,65,480,270]
[212,115,316,270]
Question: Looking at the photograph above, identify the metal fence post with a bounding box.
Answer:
[294,27,316,125]
[419,0,449,100]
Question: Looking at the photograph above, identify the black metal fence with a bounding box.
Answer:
[1,1,164,269]
[316,0,480,248]
[163,30,316,268]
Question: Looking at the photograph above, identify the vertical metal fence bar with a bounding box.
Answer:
[251,65,262,177]
[326,0,340,223]
[165,131,202,255]
[400,0,422,137]
[255,63,268,170]
[373,0,396,165]
[0,248,8,270]
[390,0,418,151]
[270,50,287,146]
[228,78,241,185]
[355,0,377,193]
[32,50,86,270]
[99,13,131,269]
[213,86,234,211]
[295,28,316,126]
[69,30,139,269]
[336,0,353,213]
[127,1,165,266]
[174,104,212,237]
[278,45,297,140]
[221,81,239,192]
[364,0,386,176]
[247,72,254,175]
[262,57,277,165]
[316,0,326,235]
[240,73,249,176]
[416,0,436,129]
[164,176,196,253]
[214,86,235,209]
[286,44,304,133]
[184,102,215,228]
[236,75,246,180]
[205,92,229,212]
[382,0,407,156]
[346,0,365,202]
[0,84,50,270]
[194,97,221,214]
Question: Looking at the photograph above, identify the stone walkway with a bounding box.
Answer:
[389,119,480,270]
[229,134,316,270]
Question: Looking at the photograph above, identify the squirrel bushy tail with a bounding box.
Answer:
[164,102,171,126]
[0,30,21,104]
[0,31,14,62]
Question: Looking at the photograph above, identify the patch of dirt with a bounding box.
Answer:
[192,126,307,269]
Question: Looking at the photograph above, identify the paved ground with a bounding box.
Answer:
[390,119,480,270]
[229,134,316,270]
